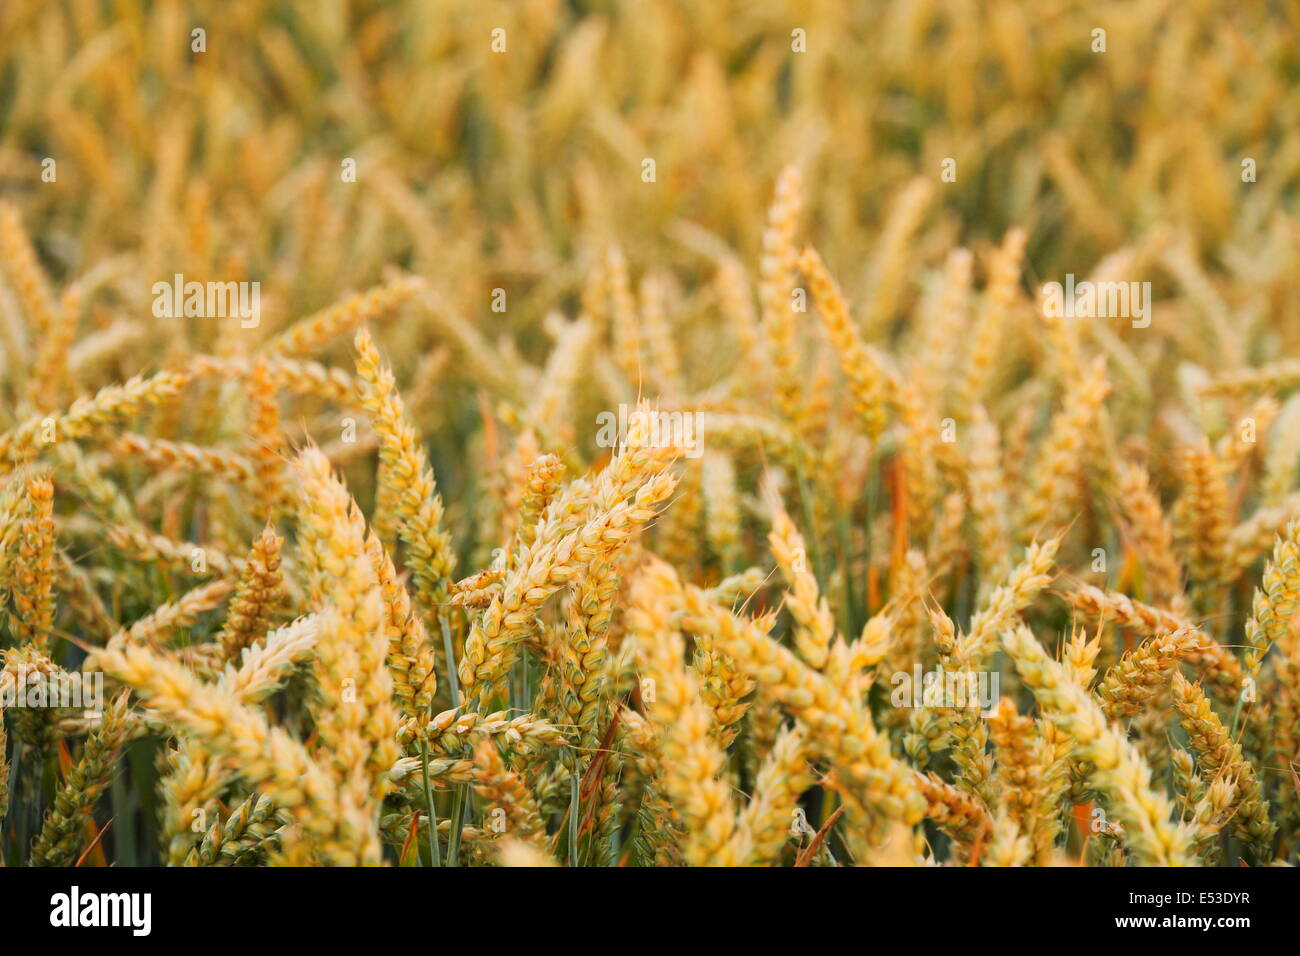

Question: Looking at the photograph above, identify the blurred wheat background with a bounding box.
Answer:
[0,0,1299,867]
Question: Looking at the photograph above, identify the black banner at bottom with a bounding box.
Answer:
[0,864,1280,943]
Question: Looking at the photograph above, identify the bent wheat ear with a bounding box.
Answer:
[219,615,321,702]
[767,495,835,670]
[368,532,437,721]
[799,244,893,441]
[949,533,1062,669]
[30,692,132,867]
[1001,625,1194,866]
[458,413,678,705]
[265,277,423,357]
[914,769,992,849]
[670,563,925,839]
[627,563,740,866]
[729,724,813,865]
[88,640,344,862]
[1018,357,1109,541]
[0,370,193,472]
[1243,518,1300,677]
[216,525,285,663]
[106,578,237,651]
[472,740,548,850]
[1169,673,1275,853]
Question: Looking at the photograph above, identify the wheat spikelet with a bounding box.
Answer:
[1176,439,1232,614]
[265,277,423,357]
[458,415,678,704]
[292,449,398,827]
[0,370,193,471]
[760,166,805,427]
[354,328,455,617]
[965,406,1011,591]
[638,273,682,398]
[29,692,132,867]
[799,244,893,441]
[88,639,348,862]
[1242,518,1300,678]
[366,533,437,725]
[767,494,835,670]
[957,229,1026,418]
[472,740,548,850]
[248,357,286,522]
[0,201,58,335]
[1169,672,1275,854]
[214,526,285,663]
[674,568,926,837]
[862,177,934,337]
[12,475,56,647]
[728,724,812,865]
[606,246,643,388]
[948,534,1062,669]
[1002,625,1194,866]
[627,563,740,866]
[186,793,292,866]
[31,285,81,412]
[915,769,992,848]
[1018,358,1110,540]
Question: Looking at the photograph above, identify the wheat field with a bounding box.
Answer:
[0,0,1299,869]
